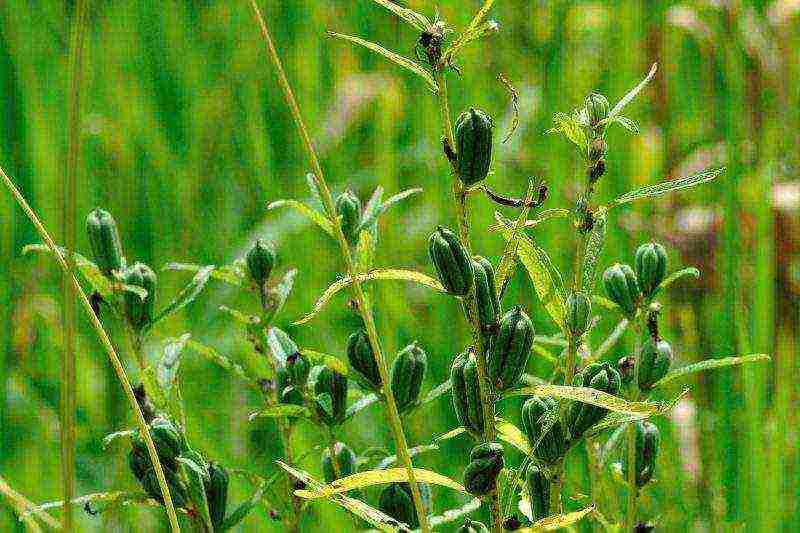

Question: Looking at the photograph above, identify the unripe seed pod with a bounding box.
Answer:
[566,363,622,438]
[391,343,427,414]
[86,208,125,276]
[589,159,606,183]
[347,329,381,390]
[450,350,486,435]
[584,93,610,127]
[638,337,673,391]
[276,365,304,406]
[623,420,660,488]
[617,356,636,385]
[525,464,550,521]
[521,396,567,464]
[634,242,668,298]
[588,138,608,163]
[286,351,310,388]
[603,263,641,317]
[457,518,490,533]
[149,417,183,463]
[463,442,504,496]
[455,108,494,186]
[378,483,430,529]
[246,239,276,287]
[205,462,229,529]
[321,441,357,483]
[123,262,157,331]
[141,468,188,508]
[308,365,348,426]
[128,440,151,482]
[336,190,362,246]
[472,256,501,336]
[429,227,474,296]
[565,292,592,337]
[488,307,534,390]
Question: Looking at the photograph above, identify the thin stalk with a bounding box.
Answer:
[0,165,181,532]
[60,1,89,529]
[0,474,61,531]
[625,314,645,530]
[548,460,564,515]
[245,2,430,530]
[434,68,501,533]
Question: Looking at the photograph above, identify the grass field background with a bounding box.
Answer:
[1,0,797,530]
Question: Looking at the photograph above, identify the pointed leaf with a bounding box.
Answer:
[21,491,161,519]
[262,268,298,324]
[220,481,267,531]
[102,429,136,450]
[609,115,640,134]
[268,199,334,236]
[248,404,311,421]
[653,354,771,389]
[613,167,726,206]
[376,444,440,470]
[584,389,689,437]
[503,385,661,416]
[157,334,191,391]
[655,266,700,295]
[186,339,259,387]
[267,327,299,366]
[433,427,468,443]
[581,209,607,292]
[301,349,349,376]
[517,505,595,532]
[368,0,432,32]
[150,266,214,328]
[608,63,658,118]
[162,262,245,287]
[358,186,385,232]
[294,467,466,499]
[495,181,537,297]
[345,393,380,421]
[496,418,530,455]
[428,498,482,527]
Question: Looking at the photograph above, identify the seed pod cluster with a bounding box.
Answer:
[128,417,188,508]
[623,420,661,488]
[276,364,304,406]
[429,226,474,296]
[308,365,349,426]
[455,108,494,186]
[347,329,381,391]
[463,442,504,496]
[487,307,534,390]
[584,93,610,127]
[246,239,276,288]
[566,362,622,438]
[391,342,427,414]
[322,441,357,483]
[525,464,551,521]
[521,396,568,464]
[450,349,487,436]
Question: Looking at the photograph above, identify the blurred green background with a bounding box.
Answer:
[1,0,797,531]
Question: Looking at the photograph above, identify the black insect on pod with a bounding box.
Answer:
[521,396,567,464]
[391,342,427,414]
[603,263,642,317]
[637,335,673,391]
[450,349,486,436]
[487,307,534,390]
[86,208,125,276]
[456,518,490,533]
[455,108,494,187]
[584,92,610,127]
[346,329,381,391]
[123,262,157,332]
[205,462,229,530]
[624,420,660,488]
[246,239,276,288]
[429,226,474,296]
[634,241,668,298]
[321,441,357,483]
[525,464,551,521]
[565,291,592,338]
[307,364,348,426]
[471,256,501,338]
[566,362,622,439]
[335,189,362,246]
[378,482,430,529]
[463,442,504,496]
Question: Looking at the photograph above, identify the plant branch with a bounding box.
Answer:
[246,2,430,530]
[0,474,60,531]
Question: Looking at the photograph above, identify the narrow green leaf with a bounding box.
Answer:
[301,349,348,376]
[267,327,299,366]
[546,112,586,149]
[368,0,432,32]
[613,167,726,207]
[248,404,311,421]
[609,115,639,134]
[262,268,298,324]
[376,444,439,470]
[355,229,376,273]
[376,187,422,218]
[495,181,537,298]
[294,467,466,499]
[220,482,267,531]
[150,266,214,328]
[141,366,167,412]
[162,262,245,287]
[584,389,689,437]
[608,63,658,118]
[268,199,334,236]
[653,354,771,389]
[433,427,468,443]
[428,497,482,528]
[344,393,380,421]
[655,266,701,295]
[21,491,162,518]
[156,334,191,393]
[102,429,135,450]
[409,378,452,413]
[218,305,258,326]
[186,339,259,387]
[357,186,384,232]
[581,209,606,292]
[504,385,661,416]
[326,31,439,93]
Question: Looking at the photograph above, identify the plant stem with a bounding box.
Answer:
[434,67,502,533]
[625,315,645,531]
[0,165,182,532]
[0,474,61,531]
[548,460,564,515]
[246,3,430,530]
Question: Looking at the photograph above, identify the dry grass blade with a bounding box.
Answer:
[608,63,658,118]
[498,73,520,143]
[0,475,59,531]
[294,467,466,498]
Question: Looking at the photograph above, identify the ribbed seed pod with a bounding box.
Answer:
[322,441,357,483]
[455,108,494,186]
[584,93,610,127]
[450,350,486,435]
[123,262,157,331]
[565,292,592,338]
[336,190,363,246]
[246,239,276,287]
[521,396,567,464]
[638,337,673,391]
[286,351,310,388]
[149,417,183,464]
[347,329,381,390]
[488,307,534,390]
[472,256,501,336]
[391,343,427,414]
[463,442,504,496]
[634,242,667,298]
[205,462,229,529]
[276,365,304,406]
[429,226,474,296]
[128,440,151,482]
[623,420,660,488]
[378,483,427,529]
[308,365,348,426]
[456,518,491,533]
[141,468,188,508]
[85,208,125,276]
[566,363,622,439]
[603,263,641,317]
[525,464,550,521]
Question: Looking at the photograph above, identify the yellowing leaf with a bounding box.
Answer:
[517,505,595,532]
[496,418,530,455]
[504,385,660,416]
[268,199,334,236]
[294,468,466,499]
[369,0,432,32]
[654,354,770,389]
[301,349,348,376]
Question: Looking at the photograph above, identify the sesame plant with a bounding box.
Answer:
[0,1,773,532]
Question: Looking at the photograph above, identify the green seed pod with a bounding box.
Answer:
[638,337,673,391]
[391,342,427,414]
[565,292,592,337]
[566,363,622,439]
[205,462,229,529]
[521,396,567,464]
[308,364,348,426]
[584,93,610,127]
[488,307,534,390]
[347,329,381,390]
[429,226,474,296]
[286,351,310,389]
[123,262,157,331]
[246,239,276,287]
[128,439,151,482]
[150,417,182,464]
[85,208,125,276]
[634,242,668,298]
[378,483,421,529]
[623,421,660,488]
[588,138,608,163]
[336,189,363,246]
[603,263,641,317]
[472,256,501,336]
[141,468,188,509]
[276,364,305,406]
[617,356,636,385]
[456,518,491,533]
[525,464,550,521]
[455,108,494,186]
[322,441,357,483]
[463,442,504,496]
[450,350,486,435]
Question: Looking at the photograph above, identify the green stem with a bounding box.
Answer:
[246,3,429,530]
[548,460,564,515]
[625,315,645,530]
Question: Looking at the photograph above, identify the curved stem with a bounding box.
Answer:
[0,166,182,531]
[246,3,430,530]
